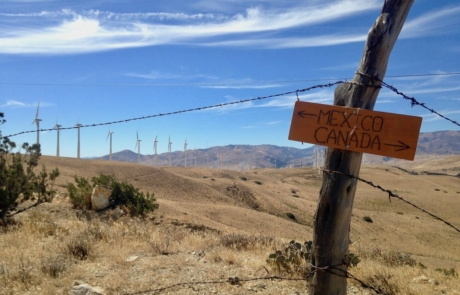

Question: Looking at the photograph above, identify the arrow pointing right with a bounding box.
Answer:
[384,141,410,151]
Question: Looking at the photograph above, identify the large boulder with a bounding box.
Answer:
[91,185,111,211]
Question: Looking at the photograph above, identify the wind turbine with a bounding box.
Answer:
[184,139,188,167]
[135,132,141,164]
[53,122,62,157]
[31,103,42,146]
[106,130,114,161]
[75,122,82,159]
[168,136,172,167]
[153,136,158,166]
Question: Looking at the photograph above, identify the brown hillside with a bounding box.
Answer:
[2,155,459,294]
[39,155,460,269]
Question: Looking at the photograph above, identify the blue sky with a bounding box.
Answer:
[1,0,459,158]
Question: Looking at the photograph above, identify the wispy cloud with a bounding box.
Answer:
[422,109,460,122]
[0,0,381,55]
[401,5,460,38]
[1,100,30,108]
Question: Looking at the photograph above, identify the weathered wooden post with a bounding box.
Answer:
[308,1,414,294]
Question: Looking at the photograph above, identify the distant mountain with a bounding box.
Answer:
[99,130,460,168]
[416,130,460,155]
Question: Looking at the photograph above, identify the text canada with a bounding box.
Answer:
[313,109,384,150]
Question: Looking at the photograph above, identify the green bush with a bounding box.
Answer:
[67,176,93,210]
[67,174,158,216]
[0,113,59,223]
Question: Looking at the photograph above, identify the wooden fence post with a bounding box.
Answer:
[308,1,414,294]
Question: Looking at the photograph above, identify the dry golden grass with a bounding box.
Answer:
[0,155,459,294]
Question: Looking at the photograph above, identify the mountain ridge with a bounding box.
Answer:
[98,130,460,168]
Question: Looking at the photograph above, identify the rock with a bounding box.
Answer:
[71,280,105,295]
[126,255,139,262]
[413,275,429,283]
[91,185,111,211]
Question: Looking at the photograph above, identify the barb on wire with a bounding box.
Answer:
[323,169,460,233]
[1,81,344,140]
[355,71,460,128]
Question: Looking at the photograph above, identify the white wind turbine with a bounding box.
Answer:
[184,139,188,167]
[153,136,158,166]
[106,130,114,161]
[31,103,42,146]
[53,122,62,157]
[135,132,141,164]
[75,122,82,159]
[168,136,172,167]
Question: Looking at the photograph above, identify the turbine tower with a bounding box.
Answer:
[31,103,42,146]
[168,136,172,167]
[53,123,62,157]
[153,136,158,166]
[135,132,141,164]
[75,123,82,159]
[184,139,188,167]
[106,130,114,161]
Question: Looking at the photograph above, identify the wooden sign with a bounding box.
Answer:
[288,101,422,160]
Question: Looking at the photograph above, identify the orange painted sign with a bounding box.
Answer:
[288,101,422,160]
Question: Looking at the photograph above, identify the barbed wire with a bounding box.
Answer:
[356,71,460,128]
[1,81,344,139]
[122,265,385,295]
[122,275,305,295]
[323,169,460,233]
[2,78,459,140]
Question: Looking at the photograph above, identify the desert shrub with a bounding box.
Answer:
[286,212,296,221]
[239,176,247,181]
[435,267,458,277]
[65,234,92,260]
[67,176,93,209]
[220,233,274,251]
[41,255,67,278]
[363,216,373,223]
[67,174,158,216]
[365,273,400,295]
[254,181,262,185]
[367,249,416,267]
[110,180,158,216]
[0,113,60,223]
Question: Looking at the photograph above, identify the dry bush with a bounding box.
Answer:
[365,272,400,295]
[40,254,68,278]
[63,233,93,260]
[219,233,275,251]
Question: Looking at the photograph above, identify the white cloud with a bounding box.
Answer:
[0,0,381,55]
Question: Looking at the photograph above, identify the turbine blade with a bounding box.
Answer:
[35,102,40,119]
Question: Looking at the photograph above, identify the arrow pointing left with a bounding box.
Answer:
[297,110,317,118]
